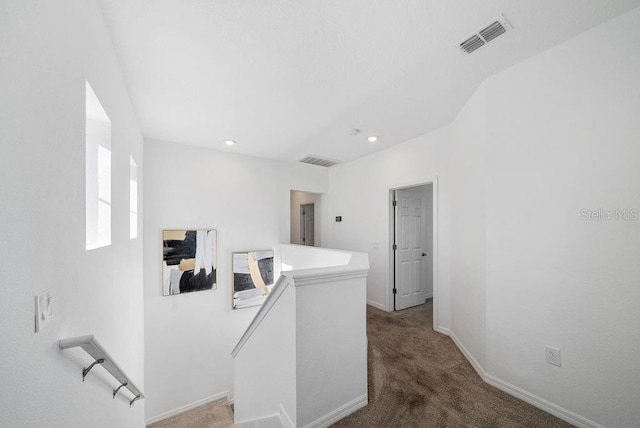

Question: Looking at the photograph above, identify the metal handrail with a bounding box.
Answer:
[59,335,144,406]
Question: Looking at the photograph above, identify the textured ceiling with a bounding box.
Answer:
[98,0,640,164]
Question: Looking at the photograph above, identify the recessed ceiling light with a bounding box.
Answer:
[224,139,236,146]
[367,135,378,143]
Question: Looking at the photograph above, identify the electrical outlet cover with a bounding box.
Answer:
[35,289,54,332]
[545,346,561,367]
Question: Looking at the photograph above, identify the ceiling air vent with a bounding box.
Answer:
[460,35,485,54]
[479,20,507,43]
[299,155,340,168]
[459,14,512,54]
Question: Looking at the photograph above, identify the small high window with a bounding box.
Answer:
[86,81,112,250]
[130,156,138,239]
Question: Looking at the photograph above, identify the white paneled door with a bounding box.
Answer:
[394,189,426,310]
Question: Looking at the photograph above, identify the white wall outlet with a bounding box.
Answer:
[545,345,561,367]
[35,288,54,332]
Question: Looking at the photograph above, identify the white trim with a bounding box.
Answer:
[232,403,294,428]
[445,329,605,428]
[145,390,229,425]
[388,177,439,323]
[234,415,282,428]
[302,393,368,428]
[424,293,433,299]
[387,189,395,312]
[279,403,295,428]
[484,375,605,428]
[288,268,369,287]
[389,177,439,190]
[445,329,487,379]
[430,177,439,332]
[434,326,450,336]
[366,299,386,311]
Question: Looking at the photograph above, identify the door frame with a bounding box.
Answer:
[388,177,439,329]
[300,203,315,246]
[290,190,324,247]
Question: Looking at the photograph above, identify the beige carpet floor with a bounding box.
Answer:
[332,300,573,427]
[147,300,573,428]
[146,399,233,428]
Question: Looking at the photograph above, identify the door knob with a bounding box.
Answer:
[422,252,427,257]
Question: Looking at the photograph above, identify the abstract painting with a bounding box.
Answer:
[162,229,217,296]
[233,250,274,309]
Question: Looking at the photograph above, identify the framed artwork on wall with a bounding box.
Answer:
[232,250,274,309]
[162,229,217,296]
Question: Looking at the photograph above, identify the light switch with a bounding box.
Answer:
[35,289,54,332]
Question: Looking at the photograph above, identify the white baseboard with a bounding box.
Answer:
[279,403,295,428]
[445,330,604,428]
[424,293,433,299]
[434,326,451,336]
[234,414,282,428]
[445,329,487,380]
[233,403,293,428]
[484,375,604,428]
[303,393,368,428]
[145,390,229,425]
[366,299,386,311]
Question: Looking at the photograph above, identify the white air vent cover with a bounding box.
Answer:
[459,14,512,54]
[299,155,340,168]
[460,35,485,54]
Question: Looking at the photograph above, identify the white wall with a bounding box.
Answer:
[481,8,640,427]
[296,276,368,427]
[328,6,640,427]
[424,185,434,297]
[0,1,145,427]
[234,246,368,426]
[143,139,328,422]
[327,127,453,328]
[233,279,297,425]
[448,83,487,369]
[290,190,323,247]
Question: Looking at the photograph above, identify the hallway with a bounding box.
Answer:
[333,301,572,427]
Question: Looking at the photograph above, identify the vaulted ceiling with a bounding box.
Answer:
[98,0,640,164]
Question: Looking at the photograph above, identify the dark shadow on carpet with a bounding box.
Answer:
[331,301,574,428]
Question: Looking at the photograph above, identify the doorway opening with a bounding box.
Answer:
[290,190,322,247]
[389,179,438,328]
[300,203,315,246]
